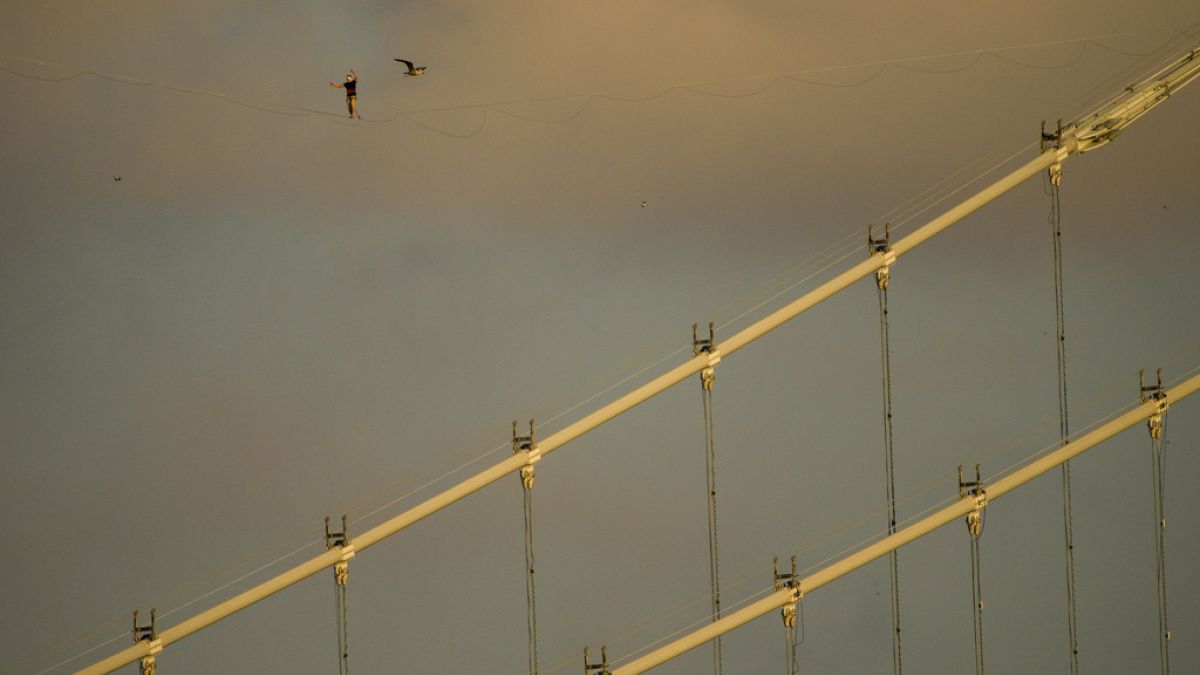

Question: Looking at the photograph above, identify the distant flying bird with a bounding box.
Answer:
[640,201,647,208]
[113,176,121,182]
[393,59,427,76]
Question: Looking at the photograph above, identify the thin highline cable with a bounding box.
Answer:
[8,615,127,674]
[29,631,129,675]
[0,32,1166,134]
[539,561,778,674]
[1054,23,1200,143]
[342,435,512,523]
[608,585,782,669]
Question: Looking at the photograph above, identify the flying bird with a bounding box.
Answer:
[113,176,122,182]
[393,59,427,76]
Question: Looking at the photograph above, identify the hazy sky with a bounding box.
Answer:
[3,2,1200,673]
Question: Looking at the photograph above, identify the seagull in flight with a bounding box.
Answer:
[393,59,427,76]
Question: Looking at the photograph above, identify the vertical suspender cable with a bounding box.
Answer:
[523,482,539,675]
[514,421,541,675]
[873,227,903,675]
[335,579,350,675]
[1048,158,1081,675]
[969,523,985,675]
[702,379,723,674]
[695,324,723,675]
[1150,413,1170,674]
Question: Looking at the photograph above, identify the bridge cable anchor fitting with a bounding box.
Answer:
[958,464,987,538]
[1042,120,1065,186]
[325,515,355,587]
[773,555,802,628]
[868,223,896,290]
[1139,368,1169,439]
[132,609,162,675]
[513,419,540,489]
[692,322,720,391]
[583,645,610,674]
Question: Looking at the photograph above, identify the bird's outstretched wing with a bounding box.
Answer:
[394,59,414,69]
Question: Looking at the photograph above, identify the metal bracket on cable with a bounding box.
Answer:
[773,555,802,628]
[1042,120,1065,186]
[692,322,720,391]
[132,609,162,675]
[1140,368,1169,439]
[325,515,355,586]
[958,465,987,537]
[583,645,610,674]
[868,223,896,290]
[513,419,540,489]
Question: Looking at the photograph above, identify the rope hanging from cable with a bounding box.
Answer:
[1043,127,1081,675]
[694,323,724,675]
[870,224,903,675]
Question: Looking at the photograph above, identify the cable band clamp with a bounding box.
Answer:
[693,323,720,390]
[868,223,895,290]
[1140,368,1169,439]
[325,515,354,586]
[773,555,802,627]
[513,419,539,489]
[958,464,987,537]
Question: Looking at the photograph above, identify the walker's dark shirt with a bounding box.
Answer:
[345,80,357,96]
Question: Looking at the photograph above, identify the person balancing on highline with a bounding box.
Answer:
[329,68,360,119]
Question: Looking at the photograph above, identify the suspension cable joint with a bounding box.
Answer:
[774,555,802,627]
[868,223,896,290]
[513,419,540,489]
[1042,120,1065,186]
[958,464,987,537]
[325,515,355,586]
[132,609,162,674]
[693,322,720,391]
[1139,369,1169,439]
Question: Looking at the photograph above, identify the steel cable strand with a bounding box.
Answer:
[970,532,985,675]
[878,283,903,675]
[1150,418,1171,674]
[523,484,540,675]
[701,387,724,674]
[1049,176,1081,675]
